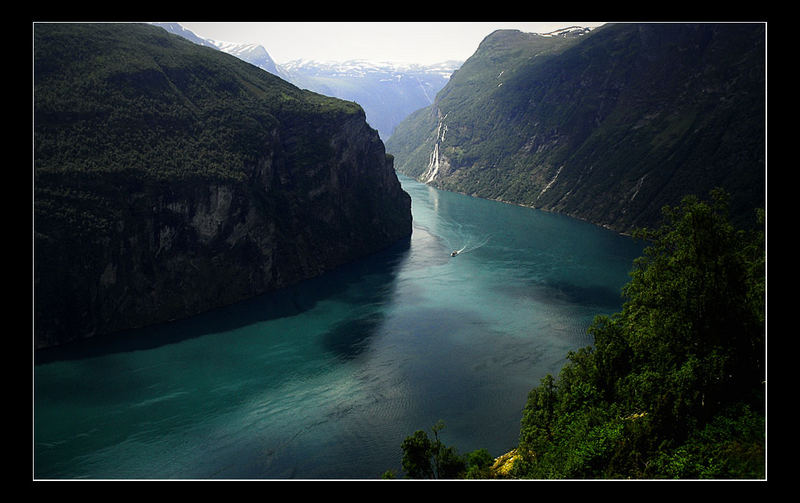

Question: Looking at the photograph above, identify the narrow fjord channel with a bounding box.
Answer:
[34,174,644,479]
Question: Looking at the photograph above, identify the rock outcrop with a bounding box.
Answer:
[34,23,411,348]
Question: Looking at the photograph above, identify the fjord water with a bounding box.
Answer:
[34,175,643,479]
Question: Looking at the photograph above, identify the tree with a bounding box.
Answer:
[400,429,434,478]
[463,448,495,479]
[400,421,468,479]
[618,189,765,430]
[514,189,765,478]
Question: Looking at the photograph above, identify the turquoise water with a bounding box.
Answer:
[33,174,644,479]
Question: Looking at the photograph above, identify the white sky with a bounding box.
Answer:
[177,22,607,65]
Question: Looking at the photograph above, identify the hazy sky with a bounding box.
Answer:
[177,22,607,65]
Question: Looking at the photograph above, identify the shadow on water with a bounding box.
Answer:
[496,277,625,312]
[320,311,385,361]
[35,236,412,365]
[537,279,625,310]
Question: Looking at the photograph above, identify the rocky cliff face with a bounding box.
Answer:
[33,23,411,348]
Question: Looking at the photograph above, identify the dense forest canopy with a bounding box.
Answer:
[34,23,365,246]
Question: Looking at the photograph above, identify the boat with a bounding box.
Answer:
[451,250,459,257]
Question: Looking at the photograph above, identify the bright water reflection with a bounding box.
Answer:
[34,174,644,479]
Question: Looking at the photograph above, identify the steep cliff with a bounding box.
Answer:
[387,24,765,233]
[34,23,411,348]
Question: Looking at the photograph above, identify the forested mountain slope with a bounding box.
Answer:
[153,22,459,142]
[387,23,765,234]
[34,23,411,348]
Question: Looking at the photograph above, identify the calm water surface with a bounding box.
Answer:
[34,174,644,479]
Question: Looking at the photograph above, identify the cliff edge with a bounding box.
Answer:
[34,23,411,348]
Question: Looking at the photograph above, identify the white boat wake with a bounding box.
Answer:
[444,221,492,257]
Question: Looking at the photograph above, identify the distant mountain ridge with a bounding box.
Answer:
[152,23,460,140]
[149,22,218,49]
[206,39,287,78]
[150,23,288,77]
[282,58,460,140]
[280,58,460,79]
[386,23,766,234]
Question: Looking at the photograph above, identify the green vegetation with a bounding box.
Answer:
[397,190,765,479]
[34,23,360,181]
[393,420,497,479]
[387,24,765,234]
[34,23,409,347]
[387,29,582,185]
[391,27,766,477]
[34,23,366,244]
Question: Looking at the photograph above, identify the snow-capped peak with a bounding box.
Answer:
[281,59,461,79]
[207,40,272,62]
[540,26,593,38]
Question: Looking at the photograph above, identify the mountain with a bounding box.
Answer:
[151,23,459,141]
[151,22,289,79]
[33,23,412,349]
[280,59,461,140]
[207,40,289,80]
[149,22,218,49]
[386,24,766,234]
